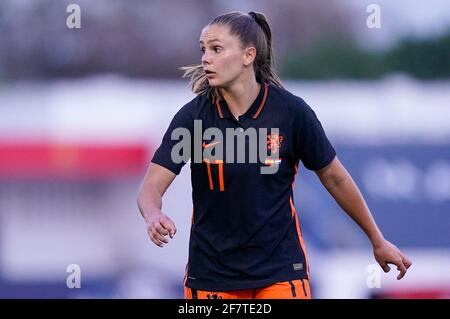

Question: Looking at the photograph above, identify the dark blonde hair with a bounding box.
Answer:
[180,11,283,100]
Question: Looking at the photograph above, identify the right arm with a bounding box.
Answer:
[139,100,195,247]
[137,162,177,247]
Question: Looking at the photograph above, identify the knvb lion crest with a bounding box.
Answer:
[267,133,283,153]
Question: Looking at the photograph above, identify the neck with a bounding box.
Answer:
[219,75,261,120]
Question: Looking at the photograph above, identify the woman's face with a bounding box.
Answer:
[200,24,249,88]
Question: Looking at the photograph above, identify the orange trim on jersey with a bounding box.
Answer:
[252,83,269,119]
[290,163,311,279]
[215,96,224,118]
[203,159,214,190]
[291,196,310,279]
[215,82,268,120]
[214,160,225,191]
[290,163,299,217]
[183,272,195,299]
[183,263,189,286]
[292,163,298,188]
[289,196,295,217]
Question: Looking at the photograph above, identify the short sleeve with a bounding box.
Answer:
[151,103,193,175]
[293,98,336,171]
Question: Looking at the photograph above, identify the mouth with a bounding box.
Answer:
[204,70,215,75]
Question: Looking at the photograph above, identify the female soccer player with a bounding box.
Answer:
[137,11,412,299]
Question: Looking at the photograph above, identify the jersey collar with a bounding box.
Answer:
[214,81,269,120]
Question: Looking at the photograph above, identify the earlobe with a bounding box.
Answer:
[244,47,256,66]
[243,58,254,67]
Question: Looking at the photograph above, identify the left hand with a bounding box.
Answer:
[373,239,412,280]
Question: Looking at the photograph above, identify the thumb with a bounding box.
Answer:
[160,217,177,238]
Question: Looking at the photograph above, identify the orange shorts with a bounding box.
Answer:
[184,279,312,299]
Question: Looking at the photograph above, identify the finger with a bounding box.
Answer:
[380,262,391,273]
[149,233,164,247]
[147,225,166,246]
[394,261,408,280]
[154,223,169,236]
[402,256,412,269]
[153,231,169,244]
[160,218,177,238]
[160,216,176,233]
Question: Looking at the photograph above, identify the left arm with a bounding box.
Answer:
[315,156,412,280]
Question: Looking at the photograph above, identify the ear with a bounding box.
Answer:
[243,47,257,66]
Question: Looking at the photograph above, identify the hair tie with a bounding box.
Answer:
[248,12,257,21]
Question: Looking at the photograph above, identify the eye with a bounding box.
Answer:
[214,46,222,53]
[200,47,205,53]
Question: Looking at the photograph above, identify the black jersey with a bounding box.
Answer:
[151,81,336,291]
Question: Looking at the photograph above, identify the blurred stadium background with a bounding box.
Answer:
[0,0,449,298]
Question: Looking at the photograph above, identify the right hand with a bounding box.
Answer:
[373,239,412,280]
[146,211,177,247]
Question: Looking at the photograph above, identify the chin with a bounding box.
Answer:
[207,78,221,87]
[208,78,231,89]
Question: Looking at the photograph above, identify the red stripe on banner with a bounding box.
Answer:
[0,141,151,179]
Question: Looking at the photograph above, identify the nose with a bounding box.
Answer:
[201,51,211,65]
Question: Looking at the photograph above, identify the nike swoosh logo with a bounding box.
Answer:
[202,141,221,149]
